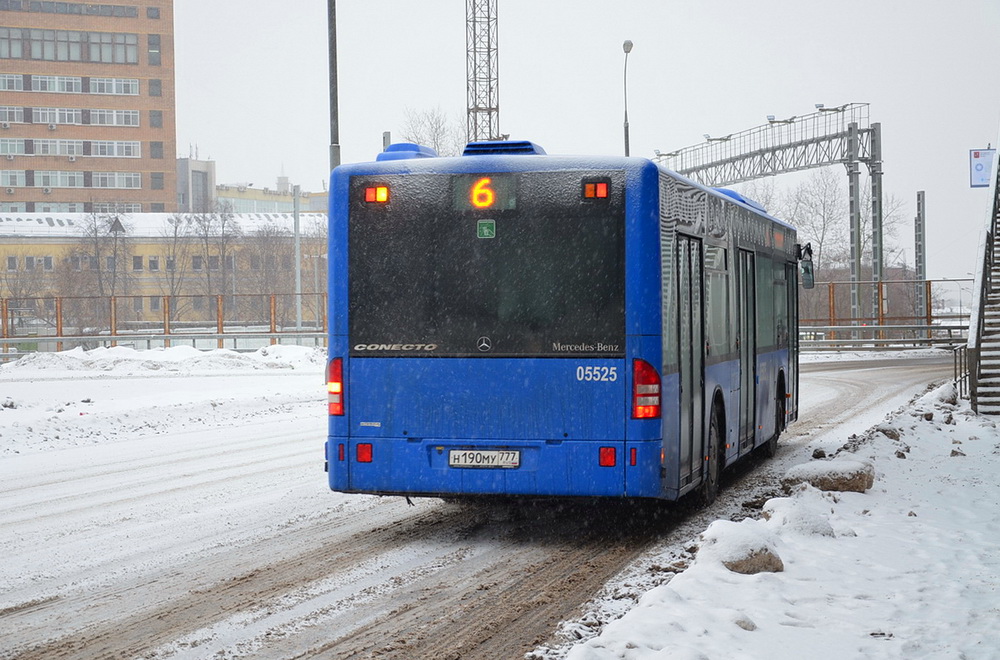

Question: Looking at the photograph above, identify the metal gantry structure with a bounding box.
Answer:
[466,0,501,142]
[656,103,884,326]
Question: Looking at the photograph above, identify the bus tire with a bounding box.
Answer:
[763,376,785,459]
[700,405,723,505]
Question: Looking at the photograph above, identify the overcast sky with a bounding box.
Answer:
[173,0,1000,280]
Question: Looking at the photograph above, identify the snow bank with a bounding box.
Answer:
[0,345,325,457]
[566,383,1000,659]
[0,344,324,376]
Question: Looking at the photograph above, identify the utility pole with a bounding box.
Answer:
[328,0,341,170]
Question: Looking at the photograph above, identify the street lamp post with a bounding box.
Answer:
[622,40,633,157]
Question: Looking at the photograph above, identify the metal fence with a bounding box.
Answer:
[1,293,327,355]
[1,279,972,357]
[799,278,971,348]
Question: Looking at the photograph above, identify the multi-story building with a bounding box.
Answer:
[0,0,176,214]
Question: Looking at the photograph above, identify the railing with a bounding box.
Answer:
[1,292,328,356]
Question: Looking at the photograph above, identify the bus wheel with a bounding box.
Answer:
[763,380,785,459]
[700,407,723,505]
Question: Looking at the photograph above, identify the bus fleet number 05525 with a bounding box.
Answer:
[576,366,618,382]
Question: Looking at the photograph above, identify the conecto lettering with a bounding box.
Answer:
[353,343,438,351]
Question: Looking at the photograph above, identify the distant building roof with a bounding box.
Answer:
[0,212,328,238]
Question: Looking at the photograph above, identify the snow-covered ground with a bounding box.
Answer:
[1,346,995,658]
[561,366,1000,659]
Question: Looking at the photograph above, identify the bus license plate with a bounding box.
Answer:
[448,449,520,469]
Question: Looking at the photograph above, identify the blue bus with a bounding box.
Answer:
[326,140,813,503]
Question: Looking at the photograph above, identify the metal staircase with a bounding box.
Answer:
[968,150,1000,413]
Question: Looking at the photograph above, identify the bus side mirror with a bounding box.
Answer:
[797,243,815,290]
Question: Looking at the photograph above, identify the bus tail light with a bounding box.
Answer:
[632,359,661,419]
[599,447,616,467]
[364,185,389,203]
[357,443,373,463]
[328,357,344,416]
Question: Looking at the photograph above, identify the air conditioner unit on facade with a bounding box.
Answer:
[68,155,76,162]
[5,188,14,194]
[5,154,13,160]
[48,123,57,130]
[43,187,52,194]
[0,122,9,129]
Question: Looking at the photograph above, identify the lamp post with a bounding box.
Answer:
[622,40,633,157]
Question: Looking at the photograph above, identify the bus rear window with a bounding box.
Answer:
[348,171,626,358]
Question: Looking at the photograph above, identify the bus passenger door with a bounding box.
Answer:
[677,235,705,485]
[738,249,756,452]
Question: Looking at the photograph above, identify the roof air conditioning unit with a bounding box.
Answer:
[43,187,52,194]
[0,122,9,129]
[5,188,14,194]
[48,123,57,130]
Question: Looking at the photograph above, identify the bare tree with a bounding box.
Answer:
[400,106,466,157]
[188,202,242,321]
[778,168,847,278]
[239,223,295,325]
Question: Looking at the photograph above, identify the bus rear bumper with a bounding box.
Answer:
[326,437,665,499]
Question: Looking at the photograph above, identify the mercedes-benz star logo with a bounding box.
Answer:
[477,336,493,352]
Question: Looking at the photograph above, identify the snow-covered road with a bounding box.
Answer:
[0,347,964,659]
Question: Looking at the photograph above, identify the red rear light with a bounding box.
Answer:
[599,447,616,467]
[632,359,661,419]
[338,443,345,461]
[357,443,373,463]
[364,185,389,203]
[328,357,344,416]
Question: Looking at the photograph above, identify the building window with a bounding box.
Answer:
[147,7,161,19]
[92,140,140,157]
[147,34,160,66]
[90,77,139,95]
[0,28,25,59]
[149,295,160,311]
[0,3,137,16]
[90,109,140,127]
[0,138,25,155]
[150,141,162,159]
[24,255,34,271]
[6,255,16,271]
[208,255,220,271]
[149,79,161,96]
[165,256,175,271]
[106,255,115,271]
[43,255,53,271]
[150,202,164,212]
[0,106,24,123]
[148,255,159,272]
[150,172,163,190]
[133,296,143,312]
[0,29,139,64]
[0,74,23,91]
[226,255,235,271]
[1,170,26,186]
[149,110,162,128]
[192,255,203,271]
[92,171,140,189]
[132,255,143,271]
[33,107,57,123]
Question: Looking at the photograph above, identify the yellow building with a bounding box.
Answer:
[1,210,328,335]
